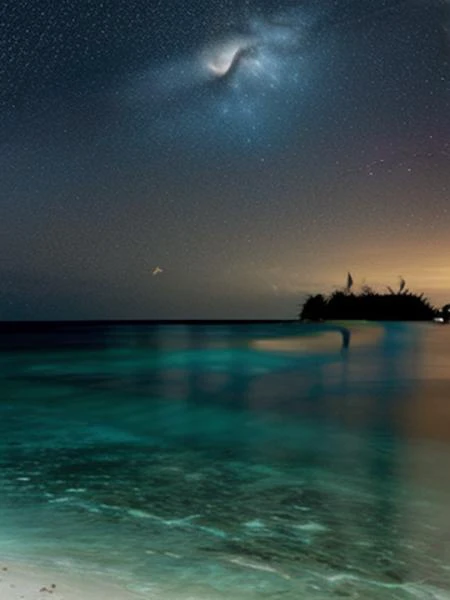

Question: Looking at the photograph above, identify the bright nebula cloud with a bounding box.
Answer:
[204,39,251,78]
[123,9,321,146]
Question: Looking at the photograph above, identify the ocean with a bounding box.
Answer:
[0,321,449,599]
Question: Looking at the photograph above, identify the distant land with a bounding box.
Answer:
[299,274,444,322]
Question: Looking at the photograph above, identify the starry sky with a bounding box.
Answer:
[1,0,450,320]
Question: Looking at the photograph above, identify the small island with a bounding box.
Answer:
[299,274,442,322]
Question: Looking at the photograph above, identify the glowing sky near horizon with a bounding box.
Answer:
[1,0,450,319]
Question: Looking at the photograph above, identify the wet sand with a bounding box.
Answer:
[0,562,145,600]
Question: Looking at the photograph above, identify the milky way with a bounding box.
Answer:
[123,0,450,149]
[124,10,317,147]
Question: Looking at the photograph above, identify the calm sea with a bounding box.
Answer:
[0,321,449,599]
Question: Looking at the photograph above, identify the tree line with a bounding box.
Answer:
[299,274,438,321]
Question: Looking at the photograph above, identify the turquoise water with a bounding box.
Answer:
[1,322,449,599]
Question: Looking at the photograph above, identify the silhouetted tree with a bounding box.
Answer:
[361,283,374,295]
[345,272,354,294]
[441,304,450,324]
[299,294,327,321]
[299,275,437,322]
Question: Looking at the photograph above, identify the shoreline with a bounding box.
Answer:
[0,559,146,600]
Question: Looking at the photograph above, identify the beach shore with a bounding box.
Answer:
[0,561,145,600]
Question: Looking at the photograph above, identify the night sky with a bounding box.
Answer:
[1,0,450,320]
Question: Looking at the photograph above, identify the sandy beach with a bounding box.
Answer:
[0,561,146,600]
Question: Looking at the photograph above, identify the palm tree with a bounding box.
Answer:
[345,272,353,294]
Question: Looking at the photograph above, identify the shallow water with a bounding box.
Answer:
[0,322,449,599]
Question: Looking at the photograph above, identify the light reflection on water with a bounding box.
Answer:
[0,321,449,599]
